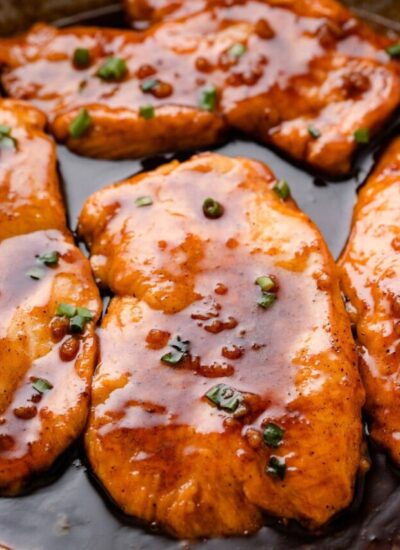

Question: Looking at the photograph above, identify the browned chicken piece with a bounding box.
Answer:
[0,99,65,241]
[124,0,363,26]
[80,153,365,538]
[0,229,101,495]
[339,138,400,464]
[0,98,101,494]
[0,0,398,174]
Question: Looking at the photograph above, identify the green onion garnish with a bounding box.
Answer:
[135,196,153,207]
[140,78,159,92]
[161,336,190,366]
[257,292,276,310]
[308,126,321,139]
[73,48,91,69]
[139,104,155,119]
[69,108,92,138]
[354,128,369,144]
[96,57,127,81]
[263,423,284,448]
[273,179,291,200]
[27,267,45,280]
[199,85,217,111]
[387,43,400,58]
[32,378,53,394]
[266,456,286,480]
[56,303,77,318]
[37,251,59,266]
[205,384,243,412]
[229,43,246,58]
[255,276,275,292]
[202,197,224,219]
[0,125,16,150]
[56,304,93,333]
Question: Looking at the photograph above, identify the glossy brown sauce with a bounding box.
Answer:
[0,0,398,173]
[339,137,400,464]
[0,229,99,461]
[0,100,65,240]
[82,154,363,537]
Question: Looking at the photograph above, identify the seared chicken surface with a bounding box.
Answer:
[0,0,399,174]
[339,138,400,464]
[80,153,364,538]
[0,100,101,495]
[0,100,65,241]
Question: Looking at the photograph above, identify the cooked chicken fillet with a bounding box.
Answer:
[80,153,364,538]
[339,138,400,463]
[0,0,398,174]
[124,0,365,26]
[0,99,65,241]
[0,100,101,495]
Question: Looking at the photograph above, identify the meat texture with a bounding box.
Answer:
[0,99,65,241]
[80,153,365,538]
[0,0,399,174]
[0,99,101,495]
[339,137,400,463]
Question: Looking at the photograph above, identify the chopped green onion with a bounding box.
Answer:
[255,275,275,292]
[140,78,159,92]
[27,267,45,280]
[257,292,276,310]
[202,197,224,219]
[135,196,153,207]
[73,48,90,68]
[76,307,94,321]
[0,125,11,135]
[69,315,86,333]
[161,336,190,366]
[0,125,16,150]
[32,378,53,394]
[199,85,217,111]
[229,43,246,58]
[161,349,185,365]
[69,108,92,138]
[273,179,291,200]
[205,384,243,412]
[308,125,321,139]
[96,57,127,81]
[139,104,155,119]
[354,128,369,144]
[266,456,286,480]
[387,43,400,58]
[37,250,59,266]
[56,303,77,318]
[263,423,284,448]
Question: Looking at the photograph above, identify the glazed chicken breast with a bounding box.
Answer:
[79,153,365,538]
[0,99,65,241]
[339,138,400,464]
[0,0,398,175]
[0,100,101,495]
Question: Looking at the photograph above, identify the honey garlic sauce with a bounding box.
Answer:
[0,0,397,172]
[83,153,364,537]
[0,99,65,241]
[0,230,101,494]
[339,137,400,464]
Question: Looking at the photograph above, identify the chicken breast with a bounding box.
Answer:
[80,153,365,538]
[0,0,398,175]
[0,229,101,495]
[339,138,400,464]
[0,99,101,495]
[0,99,65,241]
